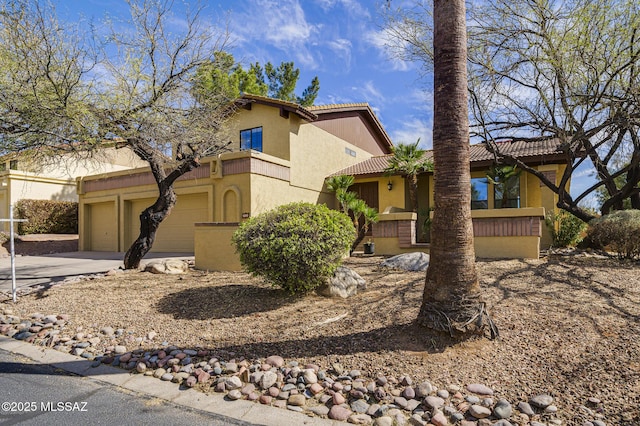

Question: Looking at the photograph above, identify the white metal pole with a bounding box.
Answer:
[9,204,16,303]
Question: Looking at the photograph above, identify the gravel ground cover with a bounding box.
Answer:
[1,252,638,425]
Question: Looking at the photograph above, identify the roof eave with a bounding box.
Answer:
[237,94,318,121]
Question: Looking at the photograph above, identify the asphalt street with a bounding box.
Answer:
[0,349,251,426]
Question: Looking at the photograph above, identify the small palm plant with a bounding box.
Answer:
[385,139,433,213]
[347,198,379,254]
[326,175,379,254]
[326,175,355,213]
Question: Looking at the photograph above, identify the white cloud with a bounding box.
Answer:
[356,80,384,103]
[362,29,414,72]
[320,94,349,104]
[313,0,370,18]
[572,168,596,180]
[405,88,433,110]
[390,117,433,149]
[327,38,353,71]
[570,162,598,200]
[233,0,320,68]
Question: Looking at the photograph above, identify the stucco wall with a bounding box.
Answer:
[194,223,242,271]
[5,173,77,203]
[7,147,145,179]
[290,122,375,192]
[347,176,407,213]
[230,104,292,160]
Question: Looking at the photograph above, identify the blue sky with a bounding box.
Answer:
[57,0,432,149]
[56,0,596,204]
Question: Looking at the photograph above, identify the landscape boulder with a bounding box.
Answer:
[144,259,189,274]
[317,266,366,298]
[380,252,429,271]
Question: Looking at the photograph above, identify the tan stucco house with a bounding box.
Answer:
[0,147,144,232]
[76,94,571,270]
[77,94,393,258]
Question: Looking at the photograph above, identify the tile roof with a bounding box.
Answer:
[331,155,397,177]
[307,103,370,111]
[469,139,564,162]
[330,139,566,177]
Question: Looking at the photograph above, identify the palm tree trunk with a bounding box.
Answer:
[417,0,497,339]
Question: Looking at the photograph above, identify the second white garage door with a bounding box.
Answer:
[126,193,209,252]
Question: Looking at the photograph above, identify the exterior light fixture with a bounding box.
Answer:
[387,180,393,191]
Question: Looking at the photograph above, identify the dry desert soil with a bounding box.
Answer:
[1,240,639,425]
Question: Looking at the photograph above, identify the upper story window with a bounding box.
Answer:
[494,175,520,208]
[9,160,18,170]
[240,127,263,152]
[471,177,489,209]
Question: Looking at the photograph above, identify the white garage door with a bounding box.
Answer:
[126,193,209,252]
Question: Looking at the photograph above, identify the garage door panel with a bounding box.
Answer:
[127,193,207,252]
[90,201,117,251]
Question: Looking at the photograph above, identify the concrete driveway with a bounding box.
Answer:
[0,251,194,294]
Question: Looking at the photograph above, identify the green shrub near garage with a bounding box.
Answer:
[14,199,78,234]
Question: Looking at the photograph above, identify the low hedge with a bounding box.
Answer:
[14,199,78,234]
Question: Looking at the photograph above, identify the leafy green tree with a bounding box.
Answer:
[381,0,640,222]
[193,52,267,102]
[0,0,235,269]
[194,54,319,106]
[384,139,433,213]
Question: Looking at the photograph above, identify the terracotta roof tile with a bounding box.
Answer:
[307,103,370,111]
[330,139,564,177]
[331,155,395,177]
[238,94,317,121]
[469,139,564,162]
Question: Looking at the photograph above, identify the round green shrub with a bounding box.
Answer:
[586,210,640,259]
[232,202,356,294]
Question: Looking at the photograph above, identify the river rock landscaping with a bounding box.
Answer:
[1,253,638,426]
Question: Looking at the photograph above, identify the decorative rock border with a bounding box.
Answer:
[0,309,609,426]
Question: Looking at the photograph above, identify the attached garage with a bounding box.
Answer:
[125,192,209,253]
[87,201,118,251]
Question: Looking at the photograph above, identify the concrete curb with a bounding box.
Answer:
[0,336,342,426]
